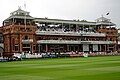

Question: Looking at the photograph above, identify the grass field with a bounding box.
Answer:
[0,56,120,80]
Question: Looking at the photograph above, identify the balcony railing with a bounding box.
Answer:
[36,30,106,37]
[0,43,4,48]
[37,40,115,44]
[22,39,33,43]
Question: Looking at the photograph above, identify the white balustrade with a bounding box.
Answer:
[0,43,4,48]
[37,40,115,44]
[22,39,33,43]
[36,30,106,37]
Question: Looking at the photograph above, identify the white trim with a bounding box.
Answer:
[22,39,33,43]
[37,40,115,44]
[36,31,106,37]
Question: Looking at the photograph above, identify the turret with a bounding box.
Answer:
[3,7,34,26]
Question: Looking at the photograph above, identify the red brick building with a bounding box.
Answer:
[2,8,118,56]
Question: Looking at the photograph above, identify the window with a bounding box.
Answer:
[33,46,36,51]
[15,44,19,51]
[22,44,30,47]
[110,32,113,34]
[20,28,24,30]
[24,36,29,40]
[109,45,114,48]
[109,38,113,41]
[26,28,30,30]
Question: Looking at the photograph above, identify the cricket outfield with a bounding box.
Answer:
[0,56,120,80]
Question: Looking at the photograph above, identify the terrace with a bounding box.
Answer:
[35,23,106,37]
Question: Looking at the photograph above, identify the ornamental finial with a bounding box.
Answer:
[18,6,21,10]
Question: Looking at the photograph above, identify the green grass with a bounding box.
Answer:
[0,56,120,80]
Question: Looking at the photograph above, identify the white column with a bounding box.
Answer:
[76,24,78,32]
[69,24,70,30]
[83,24,84,33]
[38,44,40,53]
[62,23,64,32]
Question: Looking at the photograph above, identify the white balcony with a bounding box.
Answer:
[22,39,33,43]
[36,31,106,37]
[0,43,4,48]
[37,40,115,44]
[118,41,120,45]
[82,33,106,37]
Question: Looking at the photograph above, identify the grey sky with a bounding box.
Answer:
[0,0,120,28]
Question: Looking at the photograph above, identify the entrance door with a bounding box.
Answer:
[83,44,89,52]
[69,45,79,52]
[93,44,98,51]
[22,44,31,52]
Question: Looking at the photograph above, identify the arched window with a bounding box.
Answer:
[109,38,113,41]
[24,36,29,40]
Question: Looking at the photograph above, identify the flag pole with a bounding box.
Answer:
[106,12,111,27]
[24,2,26,31]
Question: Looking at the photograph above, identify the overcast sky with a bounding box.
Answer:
[0,0,120,28]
